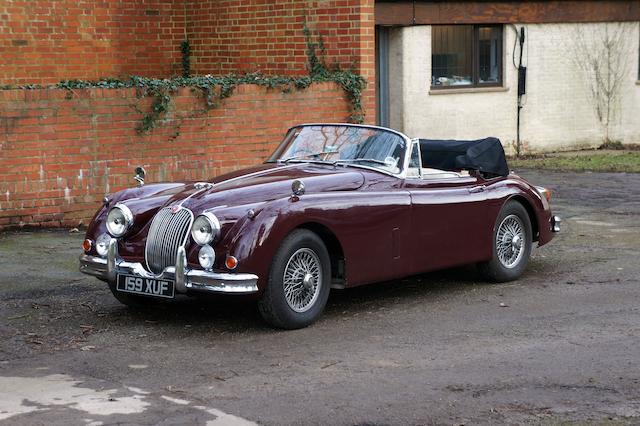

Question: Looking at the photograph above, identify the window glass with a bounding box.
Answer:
[431,25,473,86]
[479,26,501,83]
[268,125,406,175]
[431,25,503,88]
[407,141,422,178]
[409,142,421,168]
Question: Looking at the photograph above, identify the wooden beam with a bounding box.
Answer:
[376,1,640,25]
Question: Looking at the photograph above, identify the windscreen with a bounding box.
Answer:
[268,125,406,174]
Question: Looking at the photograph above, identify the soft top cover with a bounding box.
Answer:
[418,137,509,177]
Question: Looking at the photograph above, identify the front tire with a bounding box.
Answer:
[258,229,331,329]
[478,200,532,282]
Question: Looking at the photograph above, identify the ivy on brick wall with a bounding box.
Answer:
[2,71,365,134]
[0,27,367,133]
[303,24,365,124]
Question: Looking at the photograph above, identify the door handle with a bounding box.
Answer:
[468,185,486,194]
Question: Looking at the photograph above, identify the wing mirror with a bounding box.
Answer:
[134,166,146,187]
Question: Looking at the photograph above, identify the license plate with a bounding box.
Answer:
[116,274,175,298]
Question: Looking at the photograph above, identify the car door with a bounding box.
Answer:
[402,141,492,275]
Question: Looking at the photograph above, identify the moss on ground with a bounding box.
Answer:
[510,150,640,173]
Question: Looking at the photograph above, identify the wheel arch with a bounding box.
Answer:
[296,222,346,288]
[507,195,539,242]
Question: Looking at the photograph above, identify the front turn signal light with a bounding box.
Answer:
[536,186,552,202]
[82,239,93,252]
[225,255,238,270]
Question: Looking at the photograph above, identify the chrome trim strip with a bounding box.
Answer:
[292,122,411,141]
[79,247,259,295]
[176,186,210,207]
[208,163,300,190]
[175,164,300,208]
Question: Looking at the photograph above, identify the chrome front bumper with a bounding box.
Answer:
[551,215,561,233]
[79,239,258,295]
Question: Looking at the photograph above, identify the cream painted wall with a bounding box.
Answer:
[388,23,640,153]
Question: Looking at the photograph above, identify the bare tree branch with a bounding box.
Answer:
[570,23,632,143]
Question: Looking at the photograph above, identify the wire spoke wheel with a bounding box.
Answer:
[283,248,322,313]
[496,214,526,269]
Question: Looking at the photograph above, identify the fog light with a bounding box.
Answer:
[82,239,92,252]
[225,255,238,270]
[96,233,112,256]
[198,245,215,270]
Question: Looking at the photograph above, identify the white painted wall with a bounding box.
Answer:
[388,22,640,153]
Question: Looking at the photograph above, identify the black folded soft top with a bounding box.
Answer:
[418,137,509,177]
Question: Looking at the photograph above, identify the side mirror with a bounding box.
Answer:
[134,166,146,187]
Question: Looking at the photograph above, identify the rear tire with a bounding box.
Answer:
[258,229,331,329]
[478,200,532,282]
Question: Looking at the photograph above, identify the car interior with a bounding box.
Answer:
[406,140,469,179]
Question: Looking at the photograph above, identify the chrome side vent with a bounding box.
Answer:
[145,207,193,274]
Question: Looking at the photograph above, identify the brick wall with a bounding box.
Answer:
[0,83,350,230]
[187,0,370,75]
[1,0,376,122]
[0,0,185,84]
[186,0,376,122]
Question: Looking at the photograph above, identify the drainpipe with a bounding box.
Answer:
[412,0,416,25]
[515,26,526,157]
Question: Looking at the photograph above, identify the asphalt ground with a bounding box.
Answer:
[0,169,639,425]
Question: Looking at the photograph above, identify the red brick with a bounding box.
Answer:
[0,84,350,230]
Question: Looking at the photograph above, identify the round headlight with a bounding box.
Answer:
[191,213,221,246]
[106,204,133,237]
[96,233,112,256]
[198,245,215,270]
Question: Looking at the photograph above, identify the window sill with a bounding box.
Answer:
[429,86,509,95]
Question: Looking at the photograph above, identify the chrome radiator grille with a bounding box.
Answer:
[145,207,193,274]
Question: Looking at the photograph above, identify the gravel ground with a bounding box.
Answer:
[0,169,639,425]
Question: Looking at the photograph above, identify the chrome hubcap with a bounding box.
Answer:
[496,214,526,269]
[302,273,314,290]
[283,248,322,313]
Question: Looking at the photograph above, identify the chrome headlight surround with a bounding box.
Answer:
[106,204,133,238]
[191,212,221,246]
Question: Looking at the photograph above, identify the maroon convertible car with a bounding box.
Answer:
[80,124,559,329]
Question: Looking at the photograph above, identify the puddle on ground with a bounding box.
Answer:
[0,374,256,425]
[0,374,149,420]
